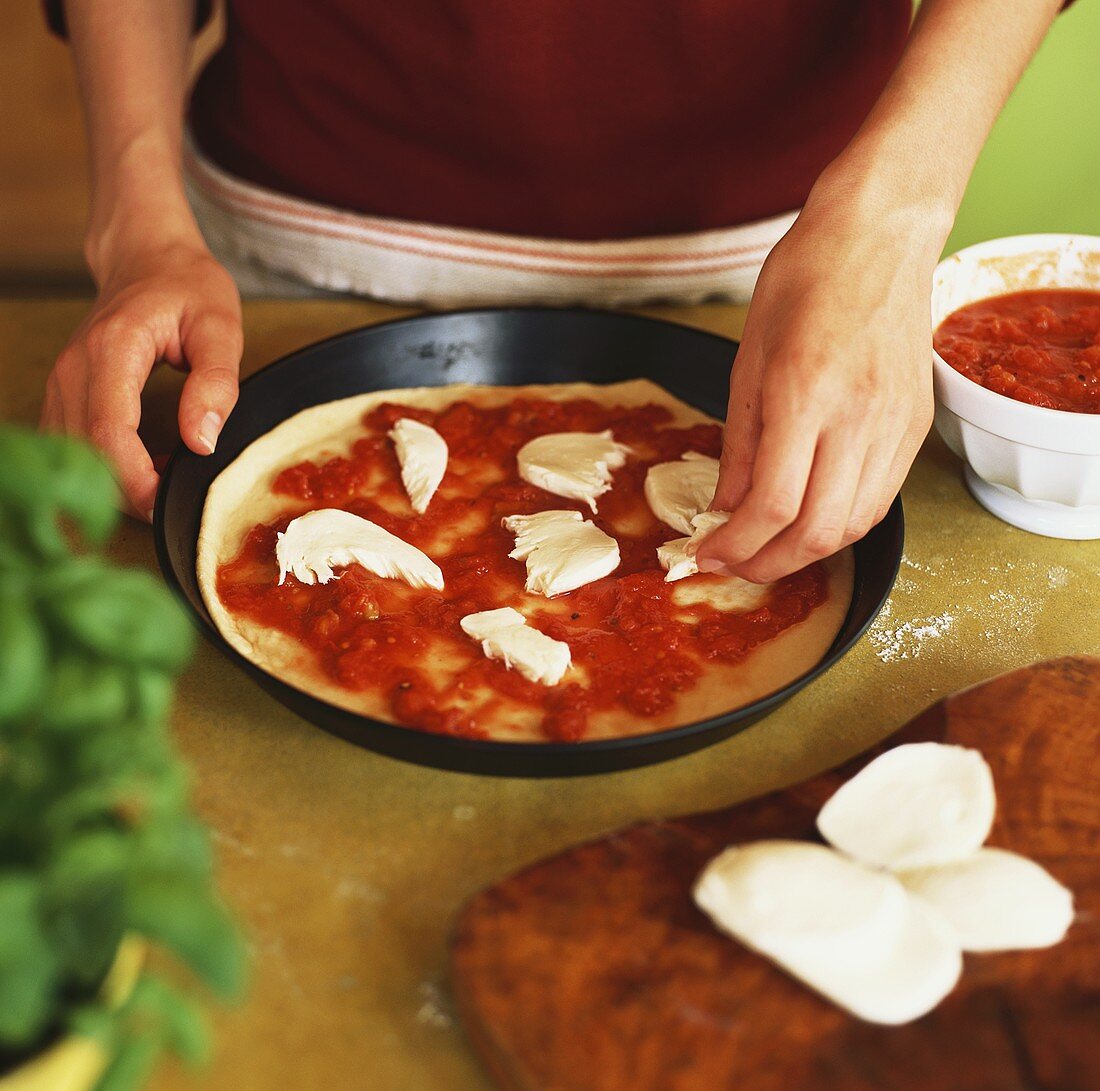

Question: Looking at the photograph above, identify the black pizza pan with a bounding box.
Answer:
[154,308,902,777]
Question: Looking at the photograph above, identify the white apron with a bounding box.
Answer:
[183,136,796,306]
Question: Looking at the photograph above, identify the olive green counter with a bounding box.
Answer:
[2,299,1097,1090]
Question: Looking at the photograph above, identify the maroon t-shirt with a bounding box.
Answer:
[56,1,913,240]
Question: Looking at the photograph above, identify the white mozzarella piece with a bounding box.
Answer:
[502,510,620,598]
[460,607,571,686]
[275,508,444,590]
[817,743,996,871]
[516,430,630,513]
[644,452,720,535]
[694,840,962,1025]
[389,417,448,514]
[898,848,1074,952]
[656,510,730,582]
[656,537,694,582]
[695,842,907,963]
[795,889,963,1025]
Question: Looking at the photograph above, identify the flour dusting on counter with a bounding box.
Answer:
[335,876,385,905]
[869,610,956,663]
[1047,565,1070,590]
[869,550,1056,667]
[210,827,257,859]
[899,554,936,574]
[416,980,455,1029]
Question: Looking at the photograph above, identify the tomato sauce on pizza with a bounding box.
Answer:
[213,394,834,742]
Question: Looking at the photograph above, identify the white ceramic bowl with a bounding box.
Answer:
[931,233,1100,539]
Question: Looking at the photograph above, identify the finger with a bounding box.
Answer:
[731,433,868,584]
[693,416,818,570]
[712,345,764,512]
[178,312,242,455]
[844,442,900,543]
[86,325,160,520]
[45,344,90,434]
[846,408,927,537]
[40,373,65,431]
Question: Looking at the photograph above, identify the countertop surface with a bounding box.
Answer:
[3,298,1097,1090]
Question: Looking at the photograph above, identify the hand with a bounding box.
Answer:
[41,243,242,520]
[695,198,935,583]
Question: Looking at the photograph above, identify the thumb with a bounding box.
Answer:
[178,312,243,455]
[711,343,763,512]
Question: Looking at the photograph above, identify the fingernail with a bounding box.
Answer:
[144,507,155,523]
[198,412,221,454]
[697,557,734,576]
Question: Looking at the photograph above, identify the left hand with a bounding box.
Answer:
[694,196,936,583]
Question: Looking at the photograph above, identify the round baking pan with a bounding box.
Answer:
[155,308,902,777]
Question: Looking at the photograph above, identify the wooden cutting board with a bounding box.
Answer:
[451,657,1100,1091]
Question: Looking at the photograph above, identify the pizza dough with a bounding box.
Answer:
[198,380,854,743]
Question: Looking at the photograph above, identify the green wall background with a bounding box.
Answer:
[944,0,1100,255]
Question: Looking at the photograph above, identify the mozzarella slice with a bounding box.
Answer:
[389,417,448,514]
[695,841,907,963]
[694,840,962,1025]
[275,508,444,590]
[516,430,630,513]
[644,452,720,535]
[655,537,695,582]
[502,510,620,598]
[898,848,1074,952]
[460,607,571,686]
[656,510,730,582]
[817,743,996,871]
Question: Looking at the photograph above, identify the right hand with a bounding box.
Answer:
[41,243,242,520]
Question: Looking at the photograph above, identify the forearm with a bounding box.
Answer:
[66,0,202,281]
[809,0,1062,262]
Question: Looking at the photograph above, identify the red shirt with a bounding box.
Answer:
[60,2,913,240]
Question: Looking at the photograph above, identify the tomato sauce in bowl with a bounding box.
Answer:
[934,289,1100,414]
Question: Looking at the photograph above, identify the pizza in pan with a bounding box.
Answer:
[197,380,853,743]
